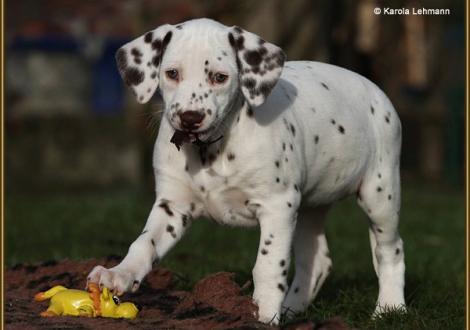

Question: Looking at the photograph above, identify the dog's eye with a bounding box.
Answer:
[165,69,179,81]
[214,72,228,84]
[112,296,121,305]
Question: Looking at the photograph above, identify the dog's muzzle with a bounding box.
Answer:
[179,111,205,131]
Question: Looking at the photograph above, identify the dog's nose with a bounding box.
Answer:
[180,111,205,130]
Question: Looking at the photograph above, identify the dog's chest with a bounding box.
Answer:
[187,150,259,227]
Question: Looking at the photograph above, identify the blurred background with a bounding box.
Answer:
[3,0,466,327]
[4,0,466,191]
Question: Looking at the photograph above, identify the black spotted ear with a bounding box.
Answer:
[228,26,286,107]
[116,25,173,104]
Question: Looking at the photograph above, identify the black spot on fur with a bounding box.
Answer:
[294,287,299,293]
[276,177,280,183]
[152,55,161,67]
[261,249,268,255]
[290,144,293,151]
[131,47,142,58]
[151,71,157,79]
[385,116,390,124]
[290,124,296,136]
[123,68,144,86]
[190,202,196,212]
[377,228,383,233]
[242,78,256,90]
[182,214,189,227]
[244,50,262,66]
[159,200,174,216]
[278,284,285,292]
[280,260,286,267]
[236,36,245,49]
[259,80,276,98]
[287,202,292,207]
[370,106,375,115]
[265,240,272,245]
[151,38,162,51]
[282,143,286,151]
[151,239,155,246]
[144,32,153,43]
[200,186,205,192]
[162,31,173,51]
[314,135,319,144]
[247,107,254,117]
[176,24,183,30]
[377,187,382,192]
[330,119,336,125]
[294,184,299,192]
[227,153,235,161]
[116,49,128,71]
[338,125,345,134]
[321,82,329,90]
[228,33,236,48]
[388,194,392,200]
[282,270,287,276]
[396,248,400,255]
[133,57,141,65]
[275,161,280,168]
[166,225,174,232]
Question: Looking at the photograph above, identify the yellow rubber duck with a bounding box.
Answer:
[34,283,139,319]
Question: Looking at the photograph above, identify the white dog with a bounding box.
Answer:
[88,18,405,324]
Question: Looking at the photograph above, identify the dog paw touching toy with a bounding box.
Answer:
[34,283,140,319]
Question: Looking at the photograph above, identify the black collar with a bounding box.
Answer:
[170,130,223,151]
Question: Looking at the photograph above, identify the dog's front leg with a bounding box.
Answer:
[87,194,194,295]
[252,196,297,324]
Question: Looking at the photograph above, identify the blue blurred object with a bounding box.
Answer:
[9,35,80,52]
[9,36,130,115]
[91,40,127,115]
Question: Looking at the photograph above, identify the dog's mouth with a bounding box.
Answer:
[170,128,223,151]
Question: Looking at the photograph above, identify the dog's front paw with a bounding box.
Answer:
[87,265,141,295]
[253,297,281,325]
[256,306,280,325]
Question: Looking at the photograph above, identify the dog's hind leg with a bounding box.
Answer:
[282,206,332,314]
[357,158,406,315]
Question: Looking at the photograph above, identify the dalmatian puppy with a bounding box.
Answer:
[88,18,405,324]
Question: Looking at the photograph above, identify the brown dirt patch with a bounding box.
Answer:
[5,257,349,329]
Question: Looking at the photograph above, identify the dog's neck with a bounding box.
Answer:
[178,92,246,167]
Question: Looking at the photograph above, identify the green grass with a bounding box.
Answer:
[5,184,466,329]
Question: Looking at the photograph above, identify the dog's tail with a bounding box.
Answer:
[34,285,68,301]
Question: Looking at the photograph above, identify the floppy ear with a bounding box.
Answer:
[116,24,174,104]
[228,26,286,107]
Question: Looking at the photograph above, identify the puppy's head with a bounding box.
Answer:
[116,18,285,142]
